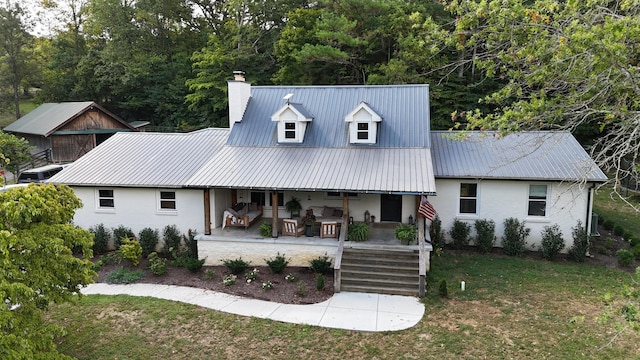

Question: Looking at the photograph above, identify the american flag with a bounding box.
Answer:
[418,195,437,220]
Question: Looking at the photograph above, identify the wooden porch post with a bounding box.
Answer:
[342,193,349,235]
[417,195,426,297]
[204,189,211,235]
[271,191,279,237]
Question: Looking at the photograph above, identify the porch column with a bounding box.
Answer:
[416,195,424,241]
[204,189,211,235]
[271,191,279,237]
[342,193,349,236]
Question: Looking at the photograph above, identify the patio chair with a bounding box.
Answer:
[282,219,304,237]
[320,221,338,239]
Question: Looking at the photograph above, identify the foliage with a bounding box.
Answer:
[309,254,332,274]
[614,225,625,237]
[316,273,325,291]
[223,258,249,275]
[295,282,307,297]
[265,253,289,274]
[162,224,181,254]
[502,218,530,257]
[0,131,34,177]
[601,267,640,334]
[567,221,591,262]
[147,252,167,276]
[449,219,471,249]
[301,209,316,226]
[119,237,143,266]
[182,229,198,259]
[112,225,135,249]
[284,197,302,217]
[222,274,237,286]
[540,224,565,261]
[259,222,272,237]
[394,223,417,245]
[203,268,216,280]
[285,273,297,282]
[106,267,144,284]
[617,250,635,268]
[0,183,94,359]
[90,223,111,255]
[138,227,159,257]
[429,215,446,248]
[262,281,273,291]
[438,279,448,298]
[347,222,369,242]
[474,219,496,253]
[245,268,260,282]
[184,258,206,273]
[603,220,615,231]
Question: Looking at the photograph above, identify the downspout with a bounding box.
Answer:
[585,182,596,235]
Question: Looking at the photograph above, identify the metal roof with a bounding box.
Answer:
[49,128,229,187]
[431,131,607,182]
[3,102,132,136]
[186,146,436,194]
[226,85,431,148]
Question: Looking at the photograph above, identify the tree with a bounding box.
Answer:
[0,184,95,359]
[0,131,33,182]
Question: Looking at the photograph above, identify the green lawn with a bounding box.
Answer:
[594,183,640,238]
[46,253,639,359]
[0,99,38,128]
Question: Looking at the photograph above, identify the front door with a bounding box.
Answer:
[380,194,402,222]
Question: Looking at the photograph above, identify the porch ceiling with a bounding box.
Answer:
[186,146,436,194]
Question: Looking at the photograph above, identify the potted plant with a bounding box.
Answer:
[394,223,417,245]
[285,197,302,218]
[302,209,316,237]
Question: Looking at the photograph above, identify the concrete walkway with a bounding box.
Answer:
[82,283,425,332]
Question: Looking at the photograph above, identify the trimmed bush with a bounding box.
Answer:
[429,215,446,248]
[613,225,624,236]
[567,221,590,262]
[449,219,471,249]
[617,249,635,267]
[147,252,167,275]
[316,273,325,290]
[265,253,289,274]
[603,220,614,231]
[475,219,496,253]
[348,223,369,242]
[119,237,143,266]
[502,218,530,257]
[113,225,135,249]
[138,227,159,257]
[540,224,565,260]
[184,258,206,273]
[309,254,332,274]
[223,257,249,275]
[163,225,182,254]
[90,223,111,255]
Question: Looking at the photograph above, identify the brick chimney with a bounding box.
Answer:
[227,71,250,130]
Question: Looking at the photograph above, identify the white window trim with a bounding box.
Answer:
[95,188,115,213]
[157,190,177,214]
[345,102,382,145]
[526,183,550,220]
[458,182,479,216]
[271,104,312,143]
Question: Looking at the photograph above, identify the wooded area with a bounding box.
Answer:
[0,0,638,183]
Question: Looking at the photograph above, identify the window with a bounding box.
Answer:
[159,191,176,210]
[98,189,114,208]
[528,185,547,216]
[357,123,369,140]
[284,122,296,139]
[327,192,358,198]
[459,183,477,214]
[250,191,265,206]
[269,191,284,207]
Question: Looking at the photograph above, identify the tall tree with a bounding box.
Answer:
[0,131,33,182]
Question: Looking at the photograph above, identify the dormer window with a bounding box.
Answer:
[345,102,382,144]
[271,102,313,143]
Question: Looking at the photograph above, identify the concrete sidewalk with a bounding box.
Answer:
[82,283,425,332]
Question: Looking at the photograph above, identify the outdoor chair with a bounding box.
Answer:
[282,219,304,237]
[320,221,338,239]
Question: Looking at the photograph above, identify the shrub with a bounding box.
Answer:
[449,219,471,250]
[285,273,297,282]
[309,254,332,274]
[316,273,325,290]
[203,268,216,280]
[223,257,249,275]
[184,258,206,273]
[163,225,182,254]
[183,229,198,259]
[222,274,237,286]
[614,225,624,236]
[502,218,530,256]
[262,281,273,291]
[429,215,446,248]
[348,222,369,242]
[147,252,167,275]
[603,219,614,231]
[138,227,159,257]
[245,268,260,282]
[438,279,448,298]
[113,225,135,249]
[629,236,639,248]
[107,267,144,284]
[295,282,307,297]
[265,253,289,274]
[617,249,635,267]
[605,237,616,250]
[567,221,590,262]
[633,244,640,260]
[119,237,143,266]
[90,223,111,255]
[394,223,417,244]
[474,219,496,253]
[259,223,272,237]
[540,224,565,260]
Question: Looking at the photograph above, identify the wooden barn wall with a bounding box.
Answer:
[58,109,129,131]
[21,134,51,155]
[51,134,95,162]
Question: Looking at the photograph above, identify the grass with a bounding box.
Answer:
[0,99,38,127]
[45,253,639,359]
[594,183,640,238]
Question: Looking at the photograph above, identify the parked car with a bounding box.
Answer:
[17,164,70,183]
